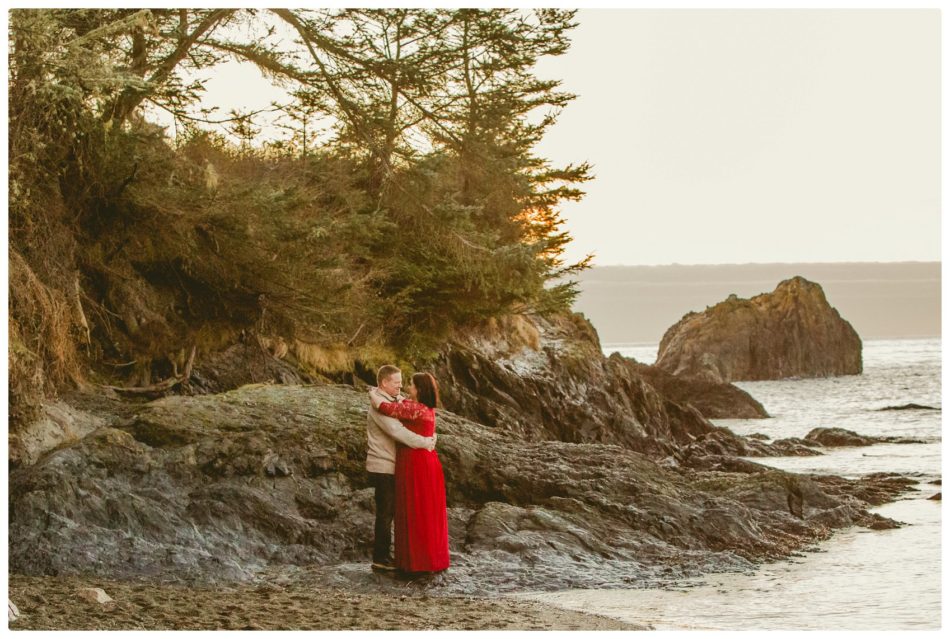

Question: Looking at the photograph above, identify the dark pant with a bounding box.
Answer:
[369,472,396,563]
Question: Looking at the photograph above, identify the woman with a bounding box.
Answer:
[372,372,450,573]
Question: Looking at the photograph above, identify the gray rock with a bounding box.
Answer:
[9,401,106,467]
[805,427,927,447]
[631,362,769,419]
[9,385,908,594]
[805,427,876,447]
[676,429,822,463]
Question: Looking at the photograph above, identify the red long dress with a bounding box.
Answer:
[377,399,450,573]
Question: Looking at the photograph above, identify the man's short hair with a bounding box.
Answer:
[377,364,401,385]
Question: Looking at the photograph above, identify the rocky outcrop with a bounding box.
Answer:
[9,311,918,596]
[631,362,769,419]
[804,427,927,447]
[431,314,774,459]
[190,340,310,392]
[9,385,907,594]
[9,401,108,468]
[876,403,940,412]
[655,277,862,382]
[677,428,821,463]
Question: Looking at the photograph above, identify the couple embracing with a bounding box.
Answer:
[365,365,450,574]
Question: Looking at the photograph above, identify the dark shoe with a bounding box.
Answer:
[371,561,397,573]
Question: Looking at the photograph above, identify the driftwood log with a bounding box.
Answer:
[102,345,195,394]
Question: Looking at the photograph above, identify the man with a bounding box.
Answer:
[366,364,435,572]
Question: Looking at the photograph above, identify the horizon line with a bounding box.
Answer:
[588,260,942,268]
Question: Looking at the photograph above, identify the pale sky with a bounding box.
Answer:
[154,9,942,267]
[537,9,941,266]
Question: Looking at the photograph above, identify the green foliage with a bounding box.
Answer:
[8,8,593,394]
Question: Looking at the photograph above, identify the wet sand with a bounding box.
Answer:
[8,574,645,630]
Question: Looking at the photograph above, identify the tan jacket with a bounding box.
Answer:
[365,388,432,474]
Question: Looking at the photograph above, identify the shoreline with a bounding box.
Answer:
[515,493,942,631]
[7,574,648,631]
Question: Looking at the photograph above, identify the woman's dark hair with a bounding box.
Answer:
[412,372,439,409]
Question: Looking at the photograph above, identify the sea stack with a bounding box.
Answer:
[655,276,862,382]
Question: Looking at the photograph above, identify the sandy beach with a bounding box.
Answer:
[8,574,644,631]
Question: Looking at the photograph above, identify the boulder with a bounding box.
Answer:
[9,599,20,622]
[805,427,877,447]
[655,277,862,382]
[805,428,880,446]
[630,362,769,419]
[9,401,106,468]
[77,587,113,604]
[805,427,927,447]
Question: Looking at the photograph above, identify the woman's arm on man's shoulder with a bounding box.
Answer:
[377,399,427,422]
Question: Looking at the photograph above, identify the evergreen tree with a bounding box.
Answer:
[8,8,594,389]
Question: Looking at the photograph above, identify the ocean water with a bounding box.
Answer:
[524,338,942,630]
